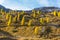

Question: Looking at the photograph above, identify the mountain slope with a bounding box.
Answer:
[0,5,11,12]
[34,7,60,12]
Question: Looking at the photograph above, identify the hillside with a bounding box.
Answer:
[0,5,60,40]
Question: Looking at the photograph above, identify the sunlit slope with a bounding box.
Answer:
[0,5,60,40]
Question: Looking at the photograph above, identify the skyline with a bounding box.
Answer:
[0,0,60,10]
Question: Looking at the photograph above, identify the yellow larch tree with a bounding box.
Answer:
[1,9,3,13]
[32,10,36,17]
[21,11,25,14]
[37,10,41,15]
[53,10,57,16]
[17,12,20,21]
[21,16,25,25]
[34,26,42,35]
[6,13,10,20]
[7,15,12,26]
[58,12,60,17]
[40,18,44,24]
[13,16,17,22]
[28,20,32,26]
[1,9,5,15]
[46,17,50,23]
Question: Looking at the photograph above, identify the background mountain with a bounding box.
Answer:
[34,7,60,12]
[0,5,60,12]
[0,5,12,12]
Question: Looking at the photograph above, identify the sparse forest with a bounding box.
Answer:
[0,8,60,40]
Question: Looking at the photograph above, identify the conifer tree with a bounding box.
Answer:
[21,16,25,25]
[53,10,57,16]
[13,16,17,22]
[7,15,12,26]
[34,27,39,35]
[58,12,60,17]
[17,12,20,20]
[28,20,32,26]
[32,10,36,17]
[6,14,10,20]
[40,18,44,24]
